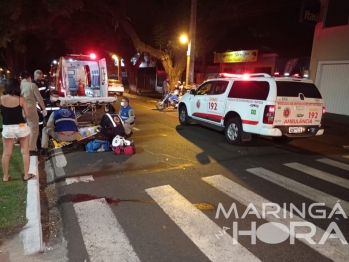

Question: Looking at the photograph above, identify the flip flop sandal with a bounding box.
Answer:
[23,174,35,181]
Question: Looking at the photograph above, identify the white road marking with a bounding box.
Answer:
[52,147,67,168]
[74,198,140,262]
[133,127,140,131]
[317,158,349,171]
[247,167,349,214]
[285,163,349,190]
[202,175,349,262]
[20,156,44,254]
[166,113,178,118]
[343,155,349,159]
[146,185,260,262]
[66,175,94,185]
[51,147,66,178]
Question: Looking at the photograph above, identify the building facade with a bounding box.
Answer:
[310,0,349,115]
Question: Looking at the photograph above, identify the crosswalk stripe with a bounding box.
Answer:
[145,185,260,262]
[284,163,349,190]
[202,175,349,262]
[73,198,140,262]
[317,158,349,171]
[246,167,349,215]
[66,175,94,185]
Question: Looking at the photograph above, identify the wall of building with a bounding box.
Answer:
[309,0,349,81]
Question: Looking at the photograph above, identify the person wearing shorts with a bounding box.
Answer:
[0,78,35,182]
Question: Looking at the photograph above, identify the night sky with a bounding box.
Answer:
[2,0,315,74]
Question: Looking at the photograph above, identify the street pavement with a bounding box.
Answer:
[30,94,349,261]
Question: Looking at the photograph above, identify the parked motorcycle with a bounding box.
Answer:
[156,91,179,111]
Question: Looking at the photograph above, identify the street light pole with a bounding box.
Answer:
[188,0,197,85]
[185,42,190,88]
[117,56,121,81]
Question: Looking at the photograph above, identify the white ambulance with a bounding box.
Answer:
[49,53,108,97]
[178,73,325,144]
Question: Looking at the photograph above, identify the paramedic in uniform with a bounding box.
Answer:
[119,97,135,136]
[33,69,49,99]
[41,100,78,155]
[36,89,61,149]
[20,71,47,155]
[43,90,61,122]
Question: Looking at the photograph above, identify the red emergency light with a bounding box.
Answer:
[219,73,250,79]
[90,53,96,59]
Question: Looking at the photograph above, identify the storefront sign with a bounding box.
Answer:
[299,0,320,25]
[214,50,258,63]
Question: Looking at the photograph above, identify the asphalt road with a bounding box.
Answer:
[45,94,349,262]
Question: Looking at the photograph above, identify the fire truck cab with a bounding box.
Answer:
[50,54,108,97]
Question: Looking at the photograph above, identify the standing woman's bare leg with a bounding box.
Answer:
[2,137,14,181]
[18,135,31,180]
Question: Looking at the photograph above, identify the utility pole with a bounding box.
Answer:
[117,57,121,81]
[185,0,197,87]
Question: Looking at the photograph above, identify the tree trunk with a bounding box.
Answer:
[124,61,137,94]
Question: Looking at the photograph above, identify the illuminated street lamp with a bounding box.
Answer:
[180,34,190,88]
[180,35,188,44]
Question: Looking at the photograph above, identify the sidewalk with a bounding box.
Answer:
[0,156,43,262]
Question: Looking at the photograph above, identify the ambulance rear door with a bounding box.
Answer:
[61,58,70,96]
[273,80,323,133]
[98,58,108,97]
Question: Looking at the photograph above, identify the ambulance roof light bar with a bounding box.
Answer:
[66,54,97,59]
[218,73,271,79]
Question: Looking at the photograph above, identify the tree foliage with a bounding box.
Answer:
[153,24,167,51]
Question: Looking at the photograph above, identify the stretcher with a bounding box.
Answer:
[49,113,125,149]
[50,128,106,148]
[59,96,117,124]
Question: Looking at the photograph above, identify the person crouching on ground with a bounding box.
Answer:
[119,97,135,136]
[41,100,78,155]
[37,89,61,150]
[0,78,35,181]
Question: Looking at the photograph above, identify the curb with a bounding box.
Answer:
[19,156,44,254]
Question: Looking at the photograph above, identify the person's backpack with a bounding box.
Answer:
[85,139,110,153]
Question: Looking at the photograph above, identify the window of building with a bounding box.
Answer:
[228,81,270,100]
[325,0,349,28]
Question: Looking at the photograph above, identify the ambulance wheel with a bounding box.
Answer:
[179,105,189,126]
[272,136,293,144]
[225,117,242,145]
